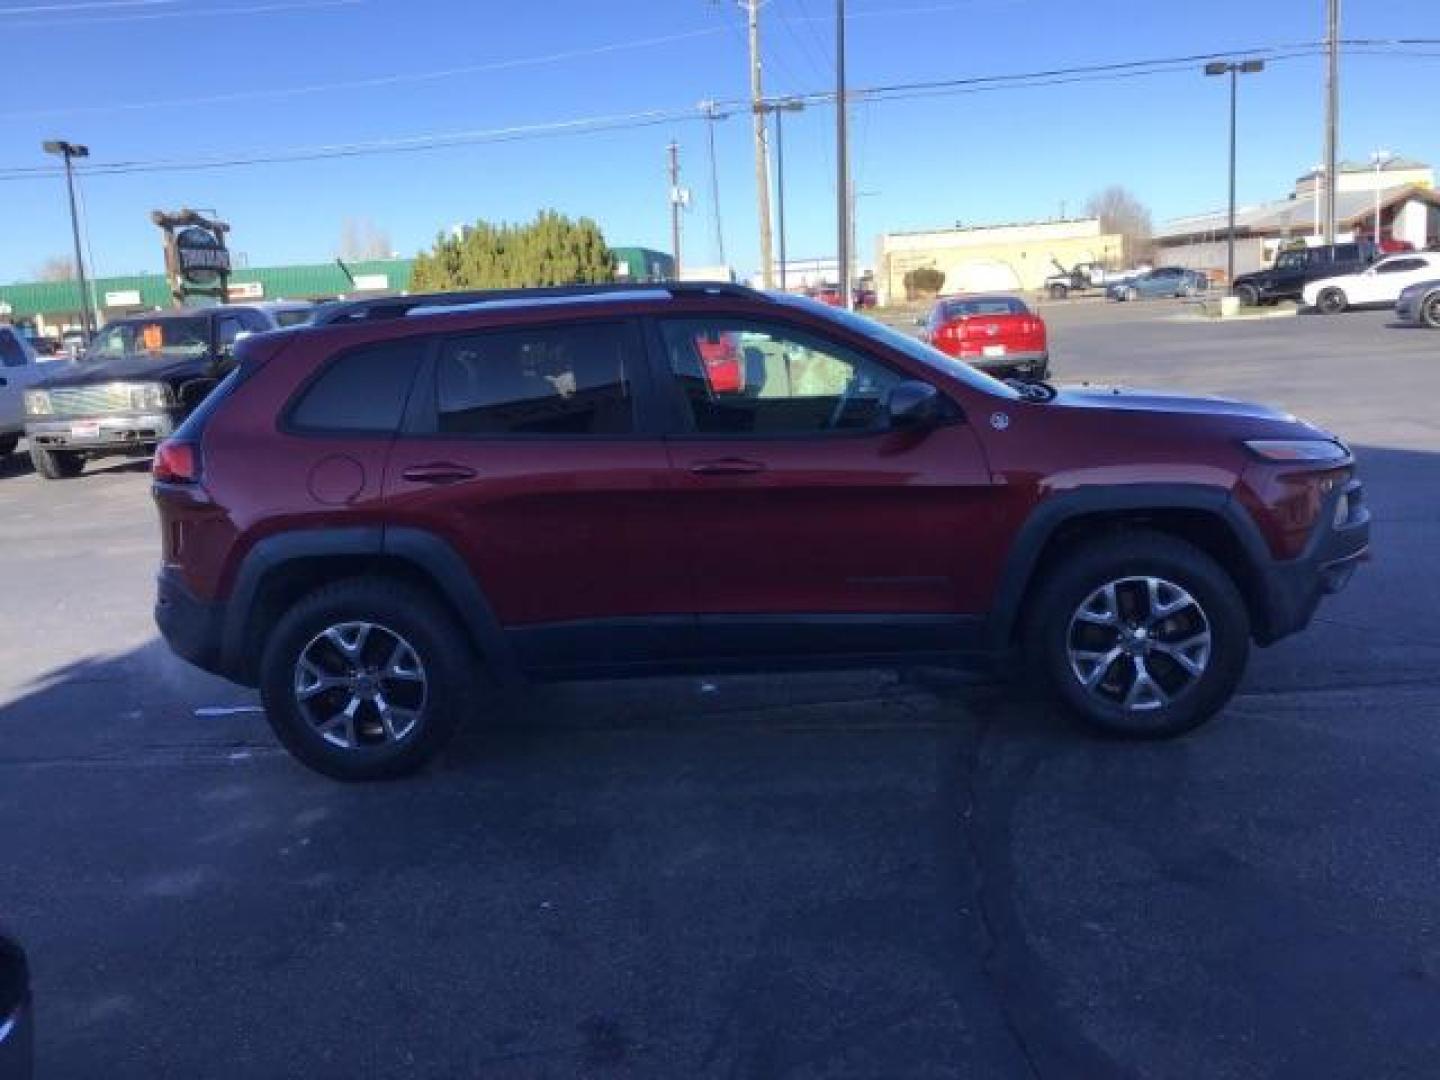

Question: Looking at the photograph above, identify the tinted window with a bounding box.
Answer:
[1331,245,1360,262]
[88,316,209,360]
[239,309,273,333]
[659,317,904,435]
[1375,258,1426,274]
[0,330,28,367]
[941,297,1028,318]
[436,322,634,436]
[289,342,424,432]
[273,308,314,328]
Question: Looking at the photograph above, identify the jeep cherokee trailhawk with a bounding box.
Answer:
[152,284,1369,780]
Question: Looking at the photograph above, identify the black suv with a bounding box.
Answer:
[1232,241,1379,307]
[23,304,279,479]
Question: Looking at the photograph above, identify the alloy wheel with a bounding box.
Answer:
[293,621,428,748]
[1066,576,1212,712]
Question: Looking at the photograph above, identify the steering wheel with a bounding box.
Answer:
[826,377,858,430]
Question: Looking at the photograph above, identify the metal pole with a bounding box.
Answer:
[1323,0,1340,244]
[703,105,727,266]
[775,107,787,291]
[836,0,851,309]
[1374,157,1383,244]
[668,140,682,278]
[1227,66,1238,291]
[747,0,775,288]
[61,151,93,335]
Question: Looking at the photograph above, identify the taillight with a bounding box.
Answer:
[153,439,201,484]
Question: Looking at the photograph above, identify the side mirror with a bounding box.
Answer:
[887,380,943,430]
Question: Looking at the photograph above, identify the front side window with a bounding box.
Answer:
[1274,251,1307,271]
[289,341,424,433]
[659,318,904,435]
[435,321,634,436]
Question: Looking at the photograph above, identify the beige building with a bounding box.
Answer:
[875,218,1128,303]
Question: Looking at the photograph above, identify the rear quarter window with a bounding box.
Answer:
[287,341,425,433]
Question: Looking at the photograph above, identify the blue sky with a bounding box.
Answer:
[2,0,1438,283]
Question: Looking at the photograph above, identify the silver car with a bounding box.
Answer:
[1394,279,1440,329]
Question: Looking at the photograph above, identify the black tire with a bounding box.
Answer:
[1421,293,1440,330]
[1023,530,1250,740]
[28,444,84,479]
[259,578,478,781]
[1316,287,1348,314]
[0,435,18,457]
[1235,284,1260,307]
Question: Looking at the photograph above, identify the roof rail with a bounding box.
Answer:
[312,281,762,325]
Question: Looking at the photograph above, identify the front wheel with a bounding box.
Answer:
[1421,294,1440,329]
[0,435,18,458]
[259,579,478,781]
[29,444,84,479]
[1316,288,1348,314]
[1024,531,1250,739]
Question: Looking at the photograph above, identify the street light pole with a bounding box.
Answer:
[1204,60,1264,292]
[758,98,804,292]
[836,0,851,309]
[42,139,94,336]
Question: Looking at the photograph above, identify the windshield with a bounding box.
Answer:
[86,317,210,361]
[773,293,1018,398]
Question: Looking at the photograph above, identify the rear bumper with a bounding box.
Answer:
[26,411,176,454]
[968,351,1049,376]
[1254,477,1370,644]
[155,567,229,679]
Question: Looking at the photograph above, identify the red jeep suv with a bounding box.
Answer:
[152,283,1369,781]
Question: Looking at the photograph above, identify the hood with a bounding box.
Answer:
[1052,385,1296,423]
[33,352,213,390]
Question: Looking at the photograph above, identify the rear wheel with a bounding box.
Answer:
[259,578,477,781]
[1316,287,1348,314]
[28,444,84,479]
[1421,293,1440,329]
[1235,284,1260,307]
[1024,531,1250,739]
[1125,286,1140,302]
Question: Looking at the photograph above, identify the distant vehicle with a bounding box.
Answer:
[23,335,65,360]
[1302,252,1440,314]
[1394,278,1440,328]
[1232,241,1380,307]
[60,330,90,359]
[254,300,319,328]
[22,304,283,479]
[808,283,876,309]
[1045,260,1147,300]
[0,931,32,1080]
[921,294,1049,380]
[0,326,51,462]
[1108,267,1209,302]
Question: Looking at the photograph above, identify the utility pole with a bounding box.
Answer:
[42,140,94,336]
[668,140,683,278]
[1323,0,1340,244]
[836,0,851,309]
[746,0,775,287]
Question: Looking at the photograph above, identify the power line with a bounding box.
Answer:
[0,0,177,13]
[8,0,359,29]
[0,39,1421,183]
[0,25,731,119]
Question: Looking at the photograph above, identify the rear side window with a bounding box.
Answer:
[289,341,424,433]
[434,322,635,436]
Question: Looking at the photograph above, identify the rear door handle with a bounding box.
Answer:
[689,458,766,476]
[401,462,478,484]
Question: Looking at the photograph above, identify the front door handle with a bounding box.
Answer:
[689,458,766,476]
[401,462,478,484]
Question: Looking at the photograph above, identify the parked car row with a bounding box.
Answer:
[1302,251,1440,316]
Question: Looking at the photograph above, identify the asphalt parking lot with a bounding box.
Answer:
[2,302,1438,1078]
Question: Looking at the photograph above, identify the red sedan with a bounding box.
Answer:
[921,294,1049,380]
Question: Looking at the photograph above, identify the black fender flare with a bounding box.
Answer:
[220,525,522,689]
[982,483,1275,648]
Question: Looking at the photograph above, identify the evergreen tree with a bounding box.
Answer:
[411,211,615,291]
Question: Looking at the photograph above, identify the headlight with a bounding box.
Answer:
[126,382,172,411]
[1243,438,1349,463]
[23,390,52,417]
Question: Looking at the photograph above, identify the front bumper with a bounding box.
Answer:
[26,411,176,454]
[155,567,228,679]
[1254,476,1370,644]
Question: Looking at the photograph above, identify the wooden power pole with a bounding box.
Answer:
[747,0,775,287]
[1323,0,1340,244]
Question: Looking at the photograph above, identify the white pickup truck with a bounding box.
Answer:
[0,327,54,461]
